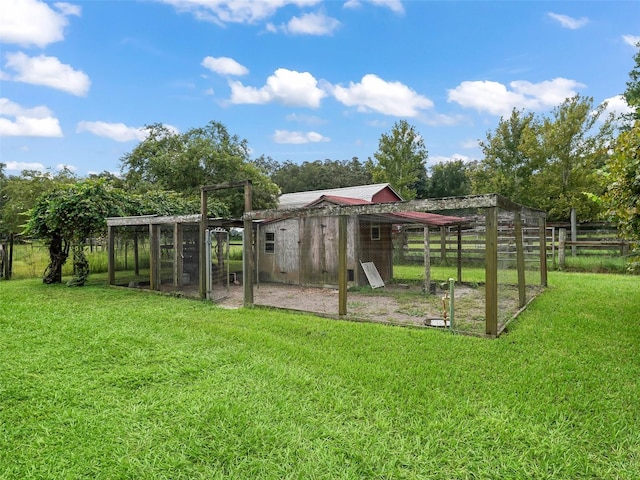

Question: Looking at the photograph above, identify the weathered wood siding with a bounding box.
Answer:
[258,218,300,284]
[258,215,358,287]
[358,222,393,286]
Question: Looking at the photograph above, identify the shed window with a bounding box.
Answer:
[371,224,380,240]
[265,232,275,254]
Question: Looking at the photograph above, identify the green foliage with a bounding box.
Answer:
[120,121,279,216]
[366,120,428,200]
[262,157,372,194]
[471,109,539,202]
[0,168,77,237]
[622,42,640,125]
[471,96,614,221]
[426,159,471,198]
[602,121,640,271]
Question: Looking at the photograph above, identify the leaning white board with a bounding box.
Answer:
[360,261,385,289]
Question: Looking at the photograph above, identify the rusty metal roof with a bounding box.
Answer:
[278,183,398,209]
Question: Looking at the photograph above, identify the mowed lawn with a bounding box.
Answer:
[1,273,639,479]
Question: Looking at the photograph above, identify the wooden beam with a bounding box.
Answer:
[457,225,462,283]
[338,215,347,315]
[199,189,207,299]
[485,207,498,337]
[514,212,526,309]
[423,226,431,294]
[440,226,447,262]
[243,181,254,306]
[149,224,161,291]
[539,217,548,287]
[107,226,115,285]
[174,223,183,287]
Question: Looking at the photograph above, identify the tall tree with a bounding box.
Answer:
[0,169,77,239]
[530,96,614,221]
[121,121,279,216]
[601,120,640,271]
[366,120,428,200]
[426,159,471,198]
[267,157,372,194]
[622,42,640,125]
[470,108,539,203]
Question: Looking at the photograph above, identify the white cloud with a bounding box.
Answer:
[158,0,321,25]
[622,34,640,47]
[447,78,585,116]
[460,138,480,149]
[343,0,404,14]
[547,12,588,30]
[201,56,248,76]
[600,95,634,119]
[332,74,433,116]
[5,161,47,172]
[273,130,330,144]
[4,52,90,96]
[283,12,340,35]
[0,98,63,137]
[0,0,80,47]
[229,68,327,107]
[77,121,180,141]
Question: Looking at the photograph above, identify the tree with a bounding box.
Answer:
[471,97,614,221]
[366,120,428,200]
[601,120,640,271]
[120,121,279,216]
[25,180,126,285]
[622,42,640,125]
[530,96,614,221]
[266,157,372,194]
[426,159,471,198]
[470,108,539,203]
[24,180,199,285]
[0,169,77,239]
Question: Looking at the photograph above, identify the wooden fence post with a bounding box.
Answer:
[515,212,526,308]
[424,226,431,294]
[571,208,577,257]
[558,228,566,267]
[485,207,498,337]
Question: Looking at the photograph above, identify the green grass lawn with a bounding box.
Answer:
[1,273,639,478]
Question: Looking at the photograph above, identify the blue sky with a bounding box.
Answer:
[1,0,638,178]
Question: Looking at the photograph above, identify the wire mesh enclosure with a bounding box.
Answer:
[245,194,547,338]
[106,215,236,301]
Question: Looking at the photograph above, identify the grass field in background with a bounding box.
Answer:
[1,272,639,478]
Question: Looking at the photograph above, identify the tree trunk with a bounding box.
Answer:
[43,234,68,284]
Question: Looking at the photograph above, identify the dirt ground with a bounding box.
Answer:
[214,282,487,330]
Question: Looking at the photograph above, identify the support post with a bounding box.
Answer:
[558,227,566,268]
[243,181,254,306]
[338,215,347,316]
[440,226,447,262]
[8,234,13,279]
[514,212,526,308]
[199,188,207,299]
[457,225,462,283]
[174,223,183,286]
[571,208,577,257]
[539,217,548,287]
[423,226,431,294]
[107,226,115,285]
[485,207,498,337]
[149,224,161,290]
[133,234,139,276]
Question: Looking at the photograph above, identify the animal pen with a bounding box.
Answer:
[245,193,547,338]
[106,193,547,338]
[106,214,237,302]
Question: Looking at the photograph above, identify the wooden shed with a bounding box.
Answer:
[256,185,467,288]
